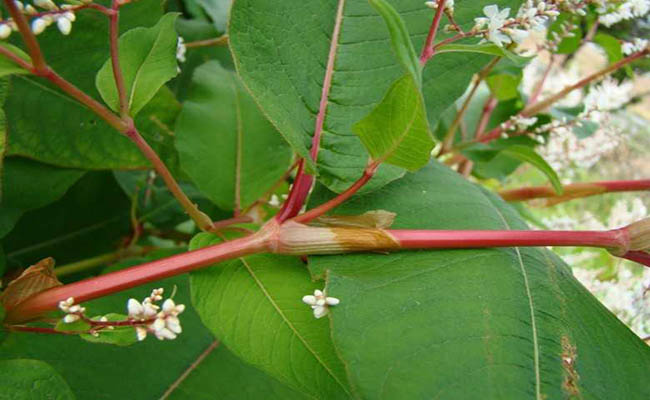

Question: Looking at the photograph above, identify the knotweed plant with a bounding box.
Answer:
[0,0,649,398]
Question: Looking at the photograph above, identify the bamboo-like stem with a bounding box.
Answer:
[9,219,647,323]
[499,179,650,204]
[185,35,228,48]
[419,0,447,64]
[6,233,269,323]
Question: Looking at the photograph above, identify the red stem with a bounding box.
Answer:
[621,251,650,267]
[419,0,447,64]
[500,179,650,203]
[109,0,129,117]
[474,95,497,139]
[276,0,346,222]
[3,0,46,71]
[293,162,379,224]
[475,47,650,144]
[6,234,268,323]
[392,229,627,251]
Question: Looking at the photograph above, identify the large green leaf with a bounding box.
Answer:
[354,74,432,170]
[0,359,75,399]
[4,0,180,170]
[229,0,521,193]
[167,345,311,400]
[175,61,292,211]
[2,157,85,212]
[308,161,650,399]
[96,13,180,116]
[189,233,352,399]
[2,172,131,270]
[0,44,30,78]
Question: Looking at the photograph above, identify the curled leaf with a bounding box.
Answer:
[0,257,62,311]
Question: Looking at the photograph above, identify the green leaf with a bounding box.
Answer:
[189,233,352,399]
[0,266,215,399]
[498,144,563,194]
[79,314,139,346]
[96,13,180,116]
[175,61,292,211]
[0,359,75,399]
[308,161,650,399]
[435,43,531,67]
[229,0,524,193]
[369,0,421,84]
[166,345,311,400]
[195,0,232,32]
[2,157,85,212]
[0,43,29,78]
[353,74,433,170]
[486,71,522,100]
[5,0,181,170]
[3,172,131,270]
[0,77,8,202]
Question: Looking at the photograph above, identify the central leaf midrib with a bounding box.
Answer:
[239,257,351,396]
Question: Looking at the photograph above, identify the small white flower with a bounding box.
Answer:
[14,0,23,11]
[63,11,76,22]
[127,298,144,318]
[31,18,47,35]
[176,37,187,63]
[63,314,80,323]
[56,17,72,35]
[34,0,57,10]
[162,298,185,316]
[504,28,529,44]
[25,4,37,14]
[135,326,148,341]
[0,24,11,40]
[622,38,649,55]
[302,289,340,319]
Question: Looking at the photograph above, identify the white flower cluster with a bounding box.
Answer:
[584,78,634,113]
[302,289,340,319]
[598,0,650,27]
[425,0,454,14]
[58,296,86,323]
[472,2,560,48]
[0,0,85,39]
[127,288,185,341]
[574,265,650,338]
[622,38,649,55]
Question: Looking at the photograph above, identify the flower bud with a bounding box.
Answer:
[32,18,47,35]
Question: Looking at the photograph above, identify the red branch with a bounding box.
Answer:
[499,180,650,204]
[420,0,447,64]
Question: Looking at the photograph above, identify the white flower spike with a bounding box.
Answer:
[302,289,340,319]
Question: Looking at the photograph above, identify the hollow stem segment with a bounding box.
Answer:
[12,218,650,323]
[499,179,650,205]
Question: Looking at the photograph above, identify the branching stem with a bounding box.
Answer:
[420,0,447,64]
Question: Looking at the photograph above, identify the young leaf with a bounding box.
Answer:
[498,144,563,194]
[435,43,531,67]
[5,1,180,170]
[308,161,650,399]
[353,74,433,170]
[229,0,524,193]
[0,359,75,399]
[96,13,180,116]
[369,0,421,84]
[189,233,352,399]
[0,43,30,78]
[175,61,292,211]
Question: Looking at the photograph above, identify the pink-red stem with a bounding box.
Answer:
[500,180,650,202]
[419,0,447,64]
